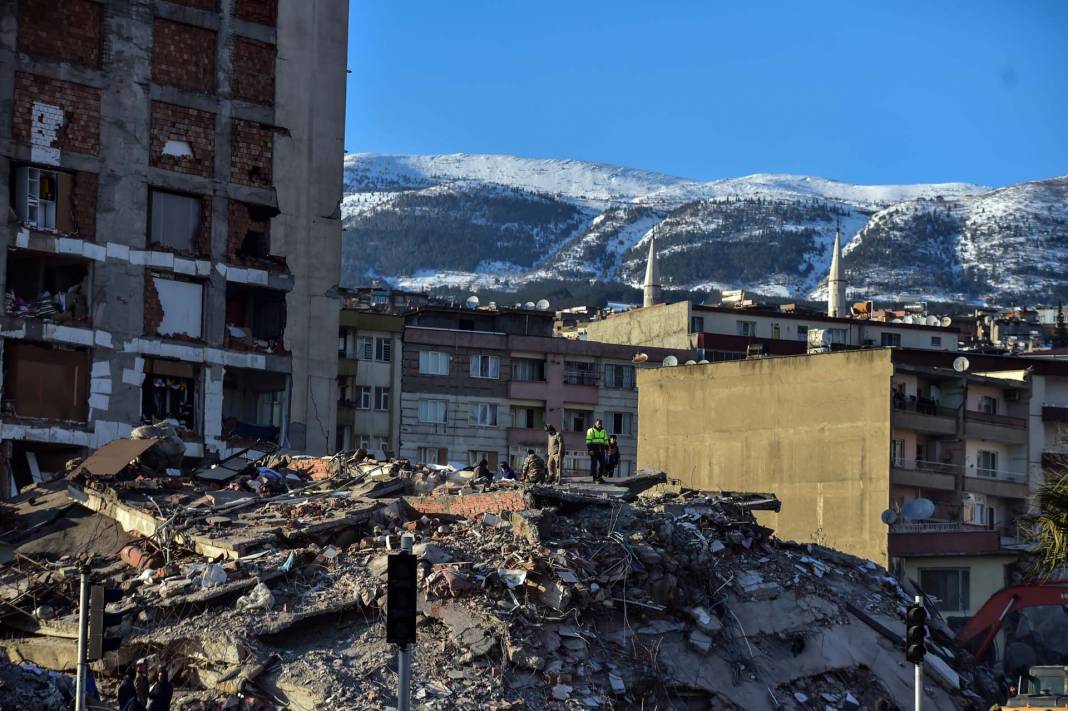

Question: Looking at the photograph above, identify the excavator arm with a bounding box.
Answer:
[956,580,1068,660]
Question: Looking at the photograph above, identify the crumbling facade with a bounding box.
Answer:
[638,347,1068,621]
[0,0,348,494]
[400,304,697,474]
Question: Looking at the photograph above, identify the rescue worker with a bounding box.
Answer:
[545,424,563,484]
[602,434,620,479]
[585,418,609,483]
[521,449,547,484]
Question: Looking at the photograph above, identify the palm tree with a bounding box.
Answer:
[1027,468,1068,581]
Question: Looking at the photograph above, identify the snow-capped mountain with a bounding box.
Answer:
[340,152,1068,304]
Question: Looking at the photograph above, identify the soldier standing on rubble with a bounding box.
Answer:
[521,449,547,483]
[585,418,609,483]
[545,424,563,484]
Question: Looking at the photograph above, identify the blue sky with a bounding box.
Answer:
[346,1,1068,187]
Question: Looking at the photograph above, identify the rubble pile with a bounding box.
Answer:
[0,436,1003,709]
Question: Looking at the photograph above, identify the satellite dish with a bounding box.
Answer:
[524,301,536,309]
[632,353,649,364]
[904,315,916,325]
[940,316,952,327]
[662,355,679,367]
[901,498,936,522]
[881,509,898,526]
[697,359,710,365]
[891,318,903,323]
[685,359,697,366]
[926,315,939,326]
[952,356,970,373]
[536,299,551,311]
[465,295,480,309]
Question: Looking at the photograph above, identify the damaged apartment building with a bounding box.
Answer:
[0,0,348,495]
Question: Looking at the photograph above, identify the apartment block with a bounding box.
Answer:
[400,305,695,475]
[0,0,348,494]
[638,348,1068,622]
[336,288,429,457]
[583,300,959,357]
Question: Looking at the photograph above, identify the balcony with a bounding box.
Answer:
[560,370,599,405]
[891,398,958,436]
[888,521,1002,557]
[890,459,958,491]
[965,467,1030,499]
[508,379,548,401]
[964,410,1027,445]
[1042,405,1068,423]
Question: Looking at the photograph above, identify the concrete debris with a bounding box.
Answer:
[0,435,1008,709]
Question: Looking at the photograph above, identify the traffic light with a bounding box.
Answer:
[386,551,417,645]
[88,585,127,661]
[905,602,927,664]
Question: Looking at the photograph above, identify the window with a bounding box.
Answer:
[826,328,847,344]
[563,360,598,386]
[373,386,390,411]
[470,402,498,427]
[690,316,704,333]
[375,336,392,362]
[468,450,498,467]
[603,364,636,389]
[931,336,942,347]
[372,291,389,305]
[338,333,346,355]
[891,439,905,466]
[737,320,757,337]
[919,568,970,613]
[149,190,201,251]
[14,166,58,230]
[796,325,808,341]
[564,408,593,433]
[512,358,546,382]
[418,399,448,423]
[417,446,448,465]
[511,405,545,430]
[419,350,450,375]
[880,332,902,347]
[978,395,998,415]
[356,386,372,410]
[356,336,374,361]
[469,354,500,379]
[609,412,634,436]
[771,323,781,339]
[977,450,998,477]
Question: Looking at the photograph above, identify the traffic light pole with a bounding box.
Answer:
[913,595,923,711]
[396,534,414,711]
[75,566,89,711]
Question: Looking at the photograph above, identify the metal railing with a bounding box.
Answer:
[970,467,1028,484]
[563,371,599,386]
[891,458,962,475]
[965,410,1027,429]
[891,396,958,419]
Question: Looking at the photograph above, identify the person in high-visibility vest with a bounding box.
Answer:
[585,418,609,483]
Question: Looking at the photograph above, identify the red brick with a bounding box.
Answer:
[71,171,98,242]
[230,120,273,188]
[17,0,102,69]
[12,72,101,156]
[232,37,275,105]
[149,101,216,177]
[403,491,533,520]
[152,18,217,94]
[235,0,277,26]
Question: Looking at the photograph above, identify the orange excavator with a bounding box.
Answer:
[955,579,1068,661]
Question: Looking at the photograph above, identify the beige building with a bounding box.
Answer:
[638,348,1068,621]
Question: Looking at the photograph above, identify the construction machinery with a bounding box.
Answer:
[955,579,1068,661]
[997,666,1068,709]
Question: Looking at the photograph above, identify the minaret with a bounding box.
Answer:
[643,235,662,308]
[827,221,847,318]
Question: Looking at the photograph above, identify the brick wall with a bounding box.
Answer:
[12,72,101,156]
[144,270,163,335]
[197,196,213,256]
[150,102,215,177]
[164,0,219,10]
[17,0,102,68]
[152,19,217,94]
[230,120,272,188]
[71,171,98,242]
[235,0,277,26]
[232,37,275,105]
[227,200,267,259]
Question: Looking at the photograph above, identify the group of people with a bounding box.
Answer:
[474,418,620,486]
[117,662,173,711]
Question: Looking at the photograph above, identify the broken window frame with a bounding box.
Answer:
[4,250,93,323]
[141,359,199,433]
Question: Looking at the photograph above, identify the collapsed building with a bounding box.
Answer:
[0,432,1005,710]
[0,0,349,498]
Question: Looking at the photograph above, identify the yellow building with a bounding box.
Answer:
[636,347,1068,622]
